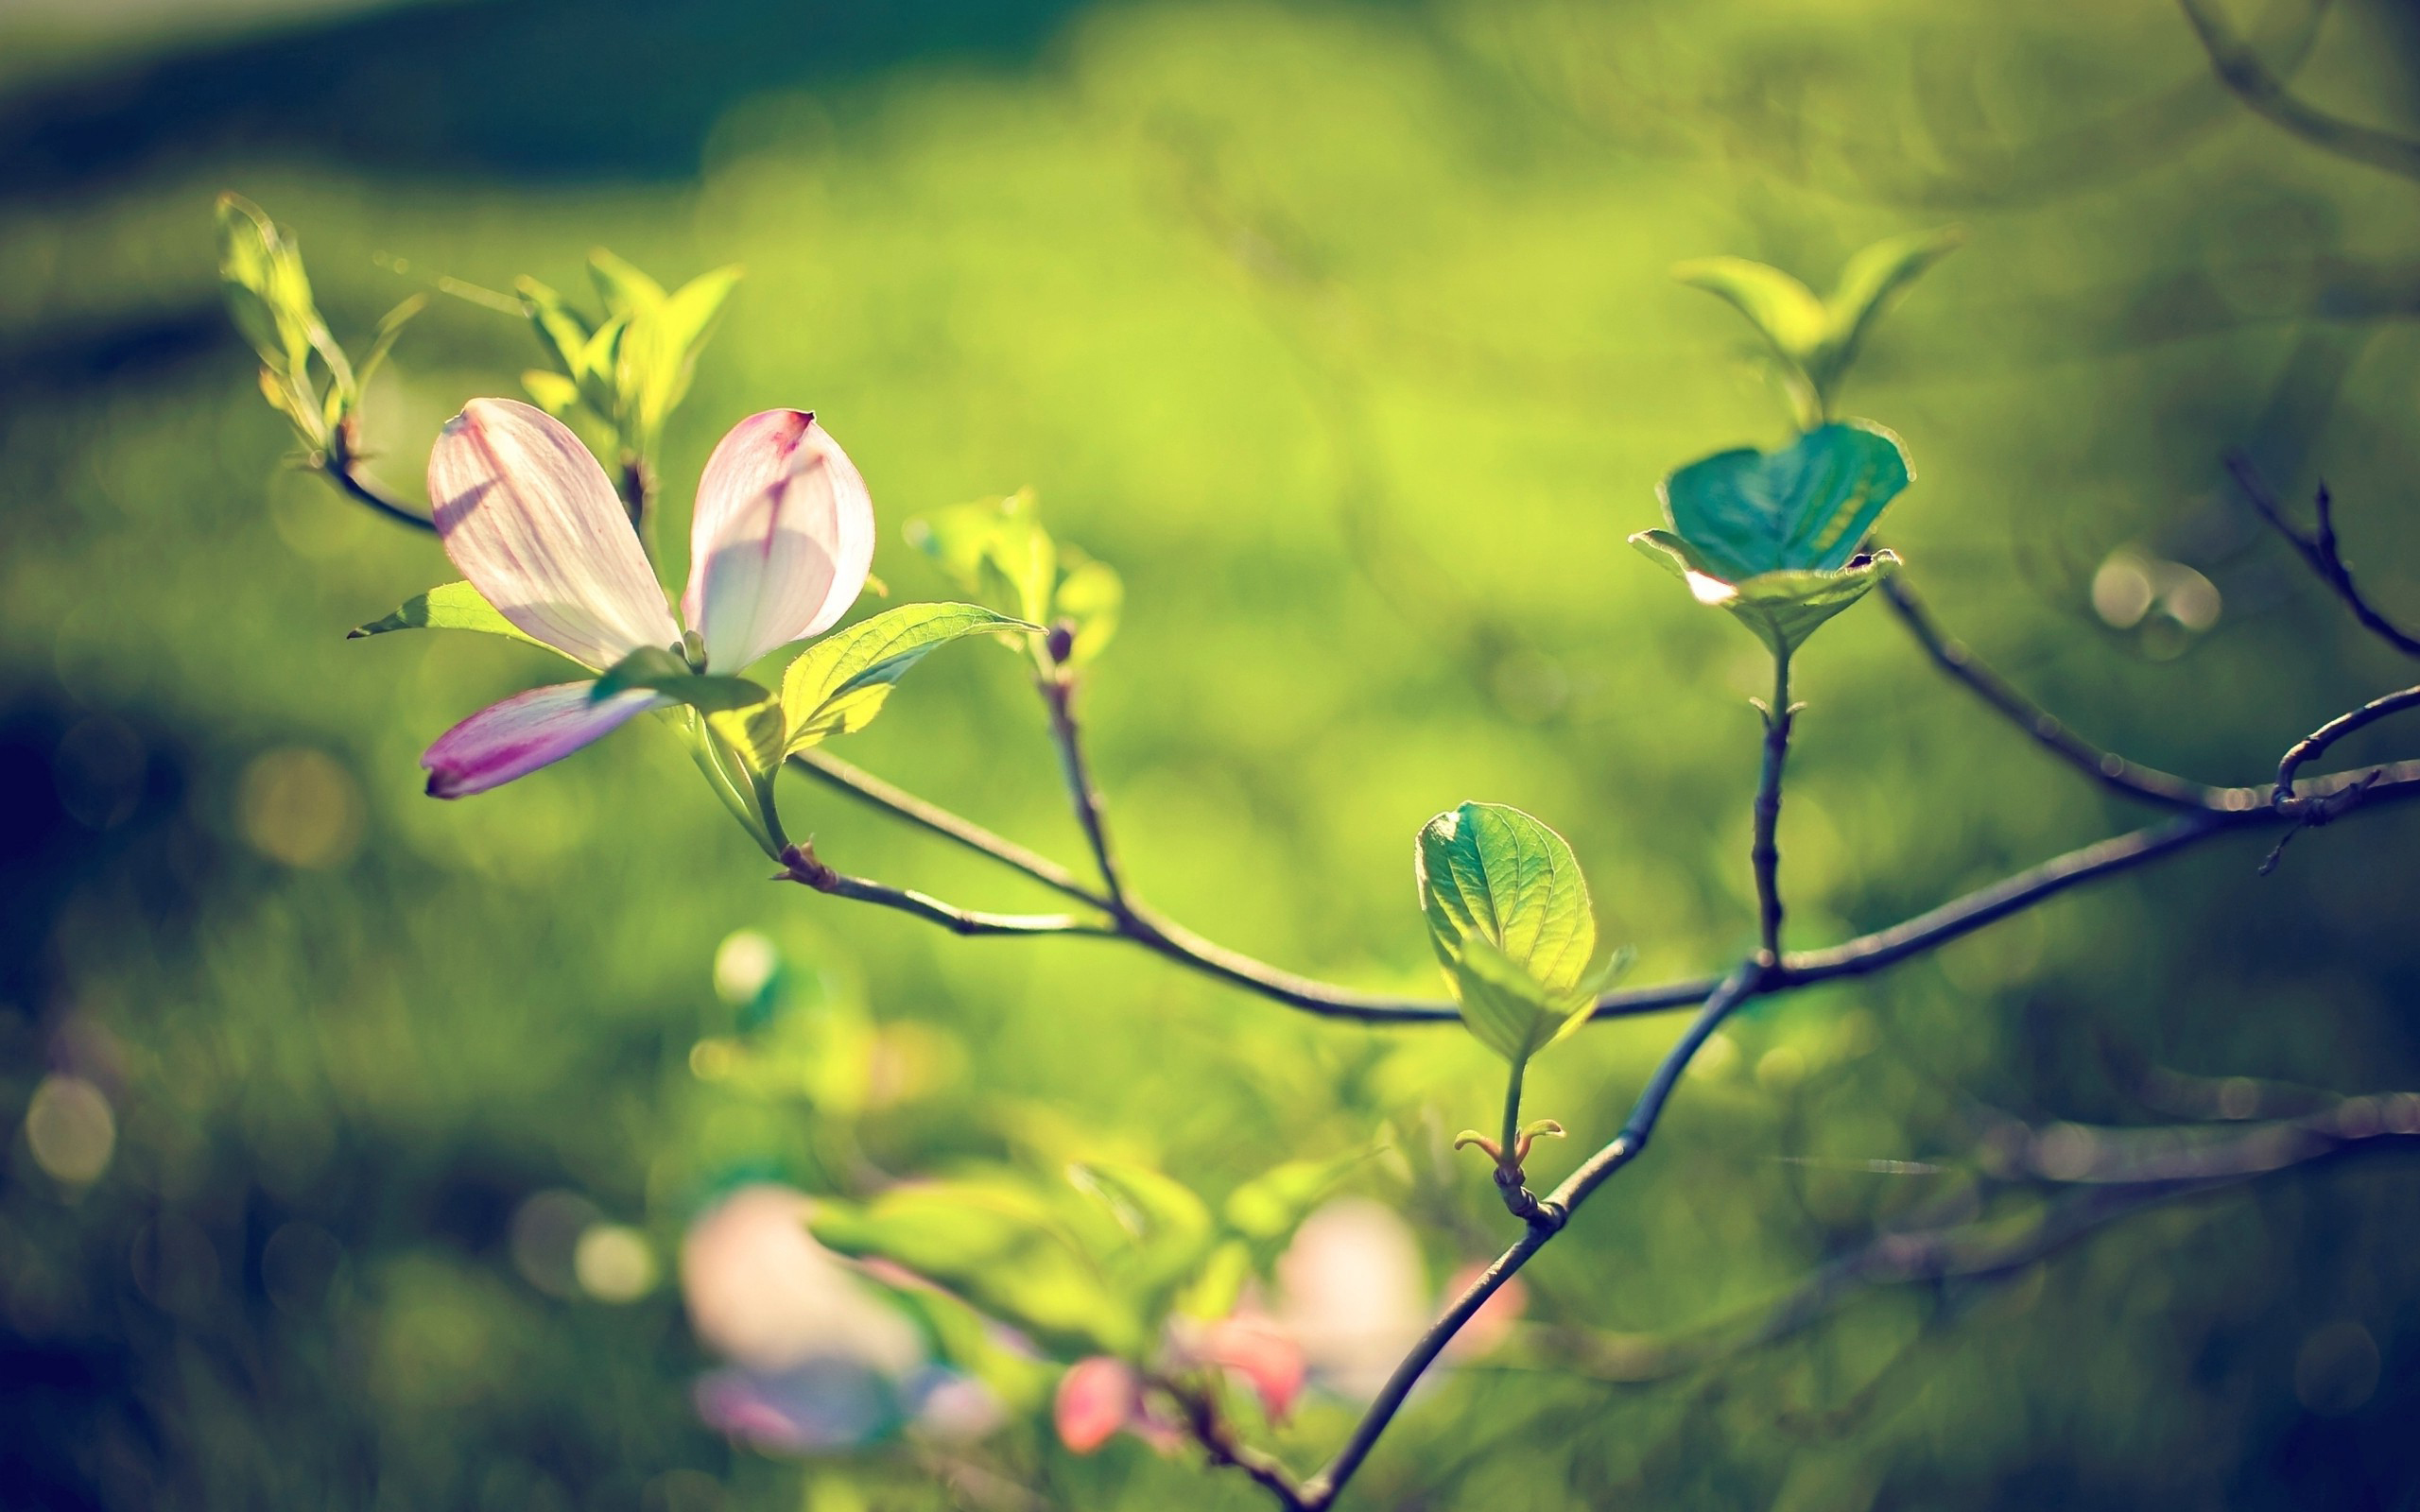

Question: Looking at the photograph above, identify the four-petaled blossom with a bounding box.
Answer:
[417,398,873,797]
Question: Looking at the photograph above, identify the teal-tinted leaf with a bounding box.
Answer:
[1673,255,1830,364]
[808,1180,1141,1356]
[347,580,570,660]
[1658,421,1910,579]
[1819,226,1963,390]
[1632,532,1901,658]
[780,602,1033,754]
[1416,801,1597,994]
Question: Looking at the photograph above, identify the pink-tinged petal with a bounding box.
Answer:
[1052,1356,1139,1455]
[428,398,681,669]
[683,410,874,671]
[1194,1312,1306,1422]
[421,681,666,799]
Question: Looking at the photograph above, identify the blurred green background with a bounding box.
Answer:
[7,0,2420,1506]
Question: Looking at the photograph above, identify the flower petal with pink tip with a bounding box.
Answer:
[421,681,666,799]
[1052,1356,1139,1455]
[683,410,874,672]
[1194,1312,1306,1422]
[428,398,681,669]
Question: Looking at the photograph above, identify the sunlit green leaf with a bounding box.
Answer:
[1672,255,1830,363]
[906,490,1058,626]
[1657,421,1910,579]
[1417,801,1600,1064]
[869,1273,1052,1412]
[1631,531,1901,659]
[809,1179,1142,1356]
[1066,1160,1216,1302]
[779,602,1032,754]
[347,581,569,660]
[354,294,427,397]
[1448,935,1593,1064]
[1820,226,1963,391]
[517,276,593,381]
[1053,551,1123,667]
[521,369,581,417]
[587,248,666,317]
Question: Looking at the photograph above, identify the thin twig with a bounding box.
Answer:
[2225,454,2420,658]
[789,749,1111,907]
[322,454,437,532]
[1878,573,2230,809]
[2273,684,2420,804]
[791,744,2420,1023]
[2177,0,2420,184]
[1297,964,1766,1508]
[1041,671,1130,907]
[777,842,1113,937]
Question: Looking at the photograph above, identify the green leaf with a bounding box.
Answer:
[354,294,427,396]
[516,277,593,381]
[809,1180,1142,1356]
[779,603,1033,754]
[595,645,772,715]
[216,194,290,373]
[521,369,581,418]
[1632,531,1901,659]
[1672,255,1830,364]
[1417,802,1596,991]
[1657,421,1910,580]
[1170,1238,1253,1321]
[1053,551,1123,667]
[347,581,571,660]
[1417,801,1599,1065]
[1065,1160,1217,1303]
[587,248,666,318]
[868,1274,1052,1412]
[1448,936,1593,1064]
[1818,226,1964,394]
[906,490,1057,626]
[1222,1145,1379,1242]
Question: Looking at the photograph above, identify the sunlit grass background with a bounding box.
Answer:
[6,0,2420,1506]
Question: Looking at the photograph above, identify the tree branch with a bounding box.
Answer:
[776,841,1114,937]
[321,453,438,532]
[2224,455,2420,659]
[2177,0,2420,184]
[1041,671,1130,908]
[2274,684,2420,803]
[1295,964,1767,1508]
[1878,573,2231,809]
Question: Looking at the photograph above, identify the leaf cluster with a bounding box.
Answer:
[907,489,1122,670]
[216,193,424,460]
[517,251,742,467]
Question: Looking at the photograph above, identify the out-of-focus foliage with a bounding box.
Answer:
[5,0,2420,1509]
